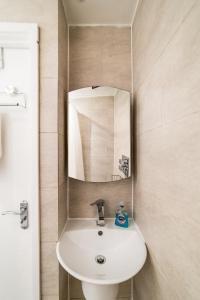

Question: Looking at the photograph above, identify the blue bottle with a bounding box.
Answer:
[115,202,129,228]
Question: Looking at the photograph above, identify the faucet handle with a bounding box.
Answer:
[90,199,105,207]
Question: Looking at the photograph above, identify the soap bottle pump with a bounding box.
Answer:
[115,201,129,228]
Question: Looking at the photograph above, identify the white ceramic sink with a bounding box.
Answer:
[57,219,146,299]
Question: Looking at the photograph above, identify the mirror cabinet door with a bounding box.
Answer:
[68,86,131,182]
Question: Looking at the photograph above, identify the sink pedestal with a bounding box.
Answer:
[57,220,147,299]
[82,281,119,300]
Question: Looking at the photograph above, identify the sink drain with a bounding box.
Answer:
[95,255,106,265]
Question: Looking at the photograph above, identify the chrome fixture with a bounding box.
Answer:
[1,201,29,229]
[95,255,106,265]
[90,199,105,226]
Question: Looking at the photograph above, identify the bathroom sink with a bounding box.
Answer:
[56,219,147,285]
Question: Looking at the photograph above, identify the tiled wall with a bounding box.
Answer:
[132,0,200,299]
[68,26,132,299]
[69,26,131,92]
[0,1,68,299]
[68,26,132,218]
[69,178,132,219]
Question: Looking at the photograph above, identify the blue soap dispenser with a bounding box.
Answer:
[115,201,129,228]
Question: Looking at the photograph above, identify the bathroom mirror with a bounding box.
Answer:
[68,86,131,182]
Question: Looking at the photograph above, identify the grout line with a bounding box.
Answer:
[131,0,141,27]
[61,0,69,24]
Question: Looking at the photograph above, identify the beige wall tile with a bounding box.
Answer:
[101,27,131,91]
[58,0,68,136]
[135,0,200,134]
[69,178,132,218]
[40,133,58,188]
[132,0,197,90]
[40,26,58,79]
[69,57,102,92]
[59,265,68,300]
[41,242,59,296]
[136,114,200,212]
[40,188,58,242]
[154,3,200,125]
[40,78,58,133]
[58,133,66,186]
[119,280,131,298]
[134,77,163,134]
[69,27,102,91]
[58,11,68,81]
[69,27,131,92]
[70,276,83,299]
[58,77,67,136]
[58,182,67,236]
[132,1,200,299]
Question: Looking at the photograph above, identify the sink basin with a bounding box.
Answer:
[56,219,147,300]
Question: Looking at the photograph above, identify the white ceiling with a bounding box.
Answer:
[63,0,137,26]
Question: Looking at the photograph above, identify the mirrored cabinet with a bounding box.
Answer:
[68,86,131,182]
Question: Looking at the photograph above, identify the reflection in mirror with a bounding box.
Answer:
[68,86,131,182]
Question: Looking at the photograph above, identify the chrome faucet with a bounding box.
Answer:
[90,199,105,226]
